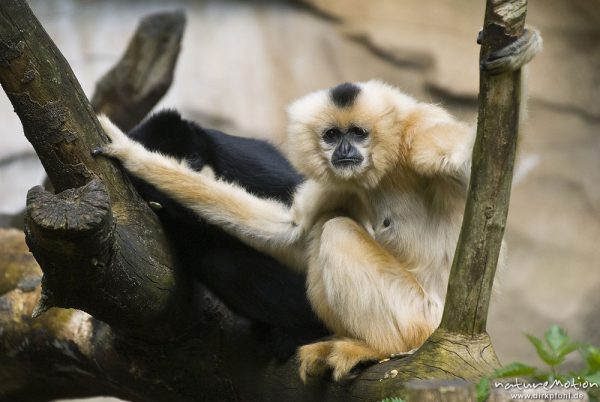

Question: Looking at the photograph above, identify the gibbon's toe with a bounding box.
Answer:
[327,339,383,382]
[480,27,542,75]
[297,341,334,383]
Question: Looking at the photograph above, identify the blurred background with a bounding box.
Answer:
[0,0,598,384]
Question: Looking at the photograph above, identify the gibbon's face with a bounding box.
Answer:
[287,80,417,188]
[319,83,371,180]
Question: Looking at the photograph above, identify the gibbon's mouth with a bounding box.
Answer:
[332,157,363,169]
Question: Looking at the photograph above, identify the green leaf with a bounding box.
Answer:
[476,377,490,402]
[582,371,600,387]
[545,325,569,352]
[527,334,563,366]
[544,325,580,358]
[379,398,405,402]
[493,362,537,378]
[582,345,600,373]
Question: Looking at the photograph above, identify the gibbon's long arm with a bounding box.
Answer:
[94,116,305,269]
[406,109,474,180]
[407,27,542,180]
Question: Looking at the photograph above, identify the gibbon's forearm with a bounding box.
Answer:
[95,116,305,270]
[406,28,542,181]
[406,106,474,180]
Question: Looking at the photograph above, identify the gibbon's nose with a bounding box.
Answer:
[339,139,353,156]
[332,138,363,167]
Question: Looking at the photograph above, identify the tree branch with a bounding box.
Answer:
[91,11,186,131]
[440,0,528,335]
[0,0,187,338]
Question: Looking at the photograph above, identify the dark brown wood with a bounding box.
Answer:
[91,11,186,131]
[0,10,184,230]
[0,0,186,338]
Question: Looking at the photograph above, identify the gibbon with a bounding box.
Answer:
[94,28,541,381]
[121,110,328,358]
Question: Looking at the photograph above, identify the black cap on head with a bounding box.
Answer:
[330,82,361,108]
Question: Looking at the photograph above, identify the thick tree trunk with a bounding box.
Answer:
[0,0,190,338]
[0,0,531,400]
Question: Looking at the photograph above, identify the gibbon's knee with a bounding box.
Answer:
[320,217,365,248]
[318,217,382,267]
[480,27,543,75]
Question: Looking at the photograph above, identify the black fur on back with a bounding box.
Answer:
[330,82,361,108]
[127,110,328,359]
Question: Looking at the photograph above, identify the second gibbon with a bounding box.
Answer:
[95,28,542,381]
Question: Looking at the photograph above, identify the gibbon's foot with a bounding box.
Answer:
[298,338,387,382]
[479,27,543,75]
[298,340,334,382]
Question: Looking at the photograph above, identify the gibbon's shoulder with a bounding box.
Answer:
[203,128,303,203]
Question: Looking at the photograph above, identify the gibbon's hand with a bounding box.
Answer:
[479,27,543,75]
[92,115,137,160]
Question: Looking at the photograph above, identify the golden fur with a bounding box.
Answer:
[96,22,543,380]
[96,80,499,381]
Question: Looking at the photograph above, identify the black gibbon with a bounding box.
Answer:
[94,27,541,381]
[123,110,328,358]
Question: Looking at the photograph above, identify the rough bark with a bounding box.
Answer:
[440,0,528,335]
[0,0,531,400]
[0,0,188,338]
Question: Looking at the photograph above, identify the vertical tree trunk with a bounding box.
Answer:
[440,0,529,335]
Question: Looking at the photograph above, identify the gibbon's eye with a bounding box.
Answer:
[323,127,342,144]
[348,126,369,141]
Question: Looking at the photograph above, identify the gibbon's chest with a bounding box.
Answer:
[365,180,465,265]
[368,188,428,246]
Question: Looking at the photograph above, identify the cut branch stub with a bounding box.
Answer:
[24,178,188,337]
[26,179,112,239]
[92,10,186,131]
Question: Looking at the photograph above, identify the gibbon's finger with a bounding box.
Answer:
[91,146,121,159]
[91,147,107,157]
[480,28,543,75]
